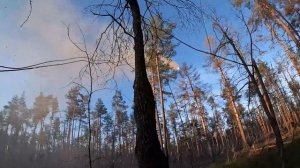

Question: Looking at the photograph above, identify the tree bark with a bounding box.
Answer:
[151,76,163,149]
[253,59,286,168]
[216,24,286,167]
[256,0,300,50]
[127,0,168,167]
[268,24,300,77]
[219,67,248,147]
[155,54,169,159]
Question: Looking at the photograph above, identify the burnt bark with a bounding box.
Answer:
[127,0,169,167]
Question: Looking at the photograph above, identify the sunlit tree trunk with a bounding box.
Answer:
[183,69,208,156]
[77,117,82,140]
[150,76,163,148]
[155,53,169,159]
[216,24,286,167]
[219,67,248,147]
[253,59,286,168]
[256,0,300,50]
[67,119,72,147]
[255,106,268,139]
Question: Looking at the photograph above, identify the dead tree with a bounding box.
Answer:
[213,18,286,168]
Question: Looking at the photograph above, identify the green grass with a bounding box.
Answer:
[209,138,300,168]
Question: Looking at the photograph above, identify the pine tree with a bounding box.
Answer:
[93,98,108,153]
[112,90,129,156]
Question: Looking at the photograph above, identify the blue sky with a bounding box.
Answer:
[0,0,239,114]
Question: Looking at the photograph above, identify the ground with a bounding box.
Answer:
[209,137,300,168]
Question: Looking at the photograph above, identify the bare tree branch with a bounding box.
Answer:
[20,0,32,27]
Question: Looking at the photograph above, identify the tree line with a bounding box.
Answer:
[1,0,300,167]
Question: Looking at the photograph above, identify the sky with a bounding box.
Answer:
[0,0,234,113]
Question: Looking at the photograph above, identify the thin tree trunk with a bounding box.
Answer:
[257,0,300,49]
[253,59,286,168]
[99,116,102,155]
[77,117,82,140]
[151,76,163,148]
[216,24,286,167]
[155,53,169,159]
[219,67,248,147]
[67,119,71,147]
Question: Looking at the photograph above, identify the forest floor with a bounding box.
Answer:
[208,135,300,168]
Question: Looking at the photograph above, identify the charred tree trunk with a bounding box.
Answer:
[127,0,168,167]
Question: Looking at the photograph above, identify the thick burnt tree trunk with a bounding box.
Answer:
[127,0,169,167]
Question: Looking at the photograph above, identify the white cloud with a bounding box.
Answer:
[0,0,134,109]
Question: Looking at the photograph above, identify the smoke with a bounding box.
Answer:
[0,0,134,108]
[160,56,180,70]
